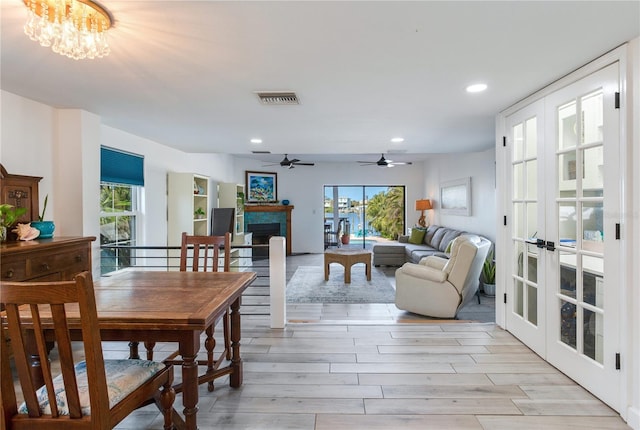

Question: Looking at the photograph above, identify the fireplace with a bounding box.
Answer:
[247,222,280,260]
[244,204,294,255]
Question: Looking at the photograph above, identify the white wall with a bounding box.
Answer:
[232,157,429,253]
[1,90,496,257]
[1,91,239,272]
[423,148,496,242]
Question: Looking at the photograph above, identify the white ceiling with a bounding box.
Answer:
[2,1,639,164]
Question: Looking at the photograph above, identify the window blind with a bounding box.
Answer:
[100,146,144,186]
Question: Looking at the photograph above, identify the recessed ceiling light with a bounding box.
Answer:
[391,137,404,143]
[466,83,488,93]
[250,138,263,144]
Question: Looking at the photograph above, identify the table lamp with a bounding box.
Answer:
[415,199,432,228]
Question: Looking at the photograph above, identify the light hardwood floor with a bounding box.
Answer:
[110,252,631,429]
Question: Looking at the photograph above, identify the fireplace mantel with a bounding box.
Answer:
[244,205,294,255]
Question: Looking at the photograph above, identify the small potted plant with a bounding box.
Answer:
[481,250,496,296]
[194,207,206,219]
[0,204,27,241]
[31,194,55,239]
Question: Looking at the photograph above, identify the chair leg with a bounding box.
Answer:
[160,368,176,430]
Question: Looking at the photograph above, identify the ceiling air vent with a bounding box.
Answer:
[256,91,299,105]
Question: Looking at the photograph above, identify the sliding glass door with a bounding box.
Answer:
[323,185,406,248]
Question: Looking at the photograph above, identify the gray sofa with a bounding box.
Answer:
[373,225,485,266]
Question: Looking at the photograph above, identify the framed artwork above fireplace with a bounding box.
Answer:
[245,171,277,203]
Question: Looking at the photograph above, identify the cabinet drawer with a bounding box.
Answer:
[0,260,27,281]
[27,248,89,279]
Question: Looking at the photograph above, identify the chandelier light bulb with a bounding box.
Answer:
[23,0,112,60]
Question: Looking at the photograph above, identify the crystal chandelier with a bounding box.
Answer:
[23,0,112,60]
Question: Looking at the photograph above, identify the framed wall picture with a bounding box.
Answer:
[245,171,277,203]
[440,177,471,216]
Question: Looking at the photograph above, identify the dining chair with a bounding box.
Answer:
[164,231,232,392]
[0,271,175,430]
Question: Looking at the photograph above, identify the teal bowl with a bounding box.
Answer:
[31,221,55,239]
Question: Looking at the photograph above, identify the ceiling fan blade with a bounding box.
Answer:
[390,161,412,166]
[292,162,314,166]
[289,158,300,163]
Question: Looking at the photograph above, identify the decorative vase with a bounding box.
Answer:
[31,221,55,239]
[483,283,496,296]
[0,226,6,242]
[282,199,290,205]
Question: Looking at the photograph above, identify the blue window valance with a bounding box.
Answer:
[100,146,144,186]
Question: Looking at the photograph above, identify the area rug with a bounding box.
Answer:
[286,265,396,304]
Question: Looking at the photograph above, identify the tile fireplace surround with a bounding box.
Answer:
[244,204,293,255]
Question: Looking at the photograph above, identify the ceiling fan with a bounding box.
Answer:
[357,154,412,168]
[264,154,315,169]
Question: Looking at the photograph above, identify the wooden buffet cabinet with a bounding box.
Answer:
[0,236,95,282]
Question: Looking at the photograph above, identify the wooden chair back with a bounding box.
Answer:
[0,272,175,429]
[180,232,231,272]
[1,272,111,427]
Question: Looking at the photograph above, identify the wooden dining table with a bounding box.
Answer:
[22,270,257,430]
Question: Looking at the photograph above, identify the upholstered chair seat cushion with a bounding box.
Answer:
[19,359,166,416]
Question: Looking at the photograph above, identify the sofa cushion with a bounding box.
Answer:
[429,228,449,250]
[438,229,464,252]
[408,228,426,244]
[424,225,441,245]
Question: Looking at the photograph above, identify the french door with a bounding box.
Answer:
[505,63,621,409]
[505,99,546,354]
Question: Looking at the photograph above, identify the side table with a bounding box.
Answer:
[324,248,372,283]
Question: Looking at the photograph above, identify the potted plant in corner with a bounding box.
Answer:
[31,194,55,239]
[482,250,496,296]
[0,204,27,242]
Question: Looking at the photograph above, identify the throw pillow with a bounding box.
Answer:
[408,228,426,245]
[445,240,453,254]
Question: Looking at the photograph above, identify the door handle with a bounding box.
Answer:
[525,238,545,248]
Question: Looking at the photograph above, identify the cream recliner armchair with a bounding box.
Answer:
[395,234,491,318]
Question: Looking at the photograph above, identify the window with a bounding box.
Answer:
[100,183,140,274]
[100,147,144,275]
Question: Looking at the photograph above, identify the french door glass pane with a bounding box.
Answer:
[514,241,524,276]
[525,117,537,158]
[583,146,604,191]
[527,284,538,324]
[513,203,524,239]
[561,299,577,349]
[513,163,523,199]
[558,101,577,149]
[581,91,603,144]
[526,202,537,238]
[515,279,524,317]
[526,160,537,198]
[558,152,578,198]
[560,254,577,299]
[583,308,603,363]
[513,123,524,161]
[526,243,538,283]
[559,202,577,246]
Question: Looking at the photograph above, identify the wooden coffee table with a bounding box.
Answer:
[324,248,372,283]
